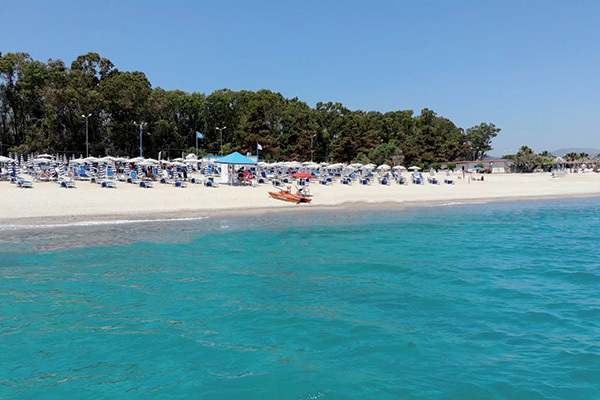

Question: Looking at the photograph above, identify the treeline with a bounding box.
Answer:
[0,51,500,165]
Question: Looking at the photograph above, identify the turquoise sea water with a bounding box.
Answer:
[1,198,600,399]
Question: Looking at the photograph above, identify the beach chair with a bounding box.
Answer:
[204,177,219,187]
[101,180,117,188]
[59,177,76,188]
[76,167,91,180]
[428,177,439,184]
[360,178,370,185]
[139,180,153,188]
[127,170,141,184]
[379,177,391,185]
[173,180,187,188]
[16,176,34,188]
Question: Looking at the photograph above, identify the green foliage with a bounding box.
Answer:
[0,52,501,161]
[513,146,540,173]
[463,122,501,160]
[446,162,457,172]
[430,162,442,172]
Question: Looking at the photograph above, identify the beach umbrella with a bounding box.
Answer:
[257,162,269,168]
[393,165,406,171]
[408,166,421,171]
[377,164,391,171]
[84,156,101,164]
[0,156,11,163]
[292,172,315,179]
[282,161,301,169]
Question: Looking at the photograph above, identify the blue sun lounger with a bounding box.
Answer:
[16,176,33,188]
[59,178,76,188]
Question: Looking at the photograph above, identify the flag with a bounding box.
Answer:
[257,142,263,151]
[196,132,204,139]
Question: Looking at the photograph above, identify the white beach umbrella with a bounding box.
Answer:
[98,156,116,164]
[33,158,52,163]
[257,162,269,168]
[37,153,54,159]
[0,156,12,163]
[350,163,364,168]
[172,157,185,162]
[128,157,144,163]
[393,165,406,171]
[70,157,86,164]
[408,166,421,171]
[84,156,101,163]
[377,164,391,171]
[304,162,320,169]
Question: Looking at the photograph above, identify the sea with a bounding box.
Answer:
[1,197,599,400]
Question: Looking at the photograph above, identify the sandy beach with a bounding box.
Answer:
[1,172,599,226]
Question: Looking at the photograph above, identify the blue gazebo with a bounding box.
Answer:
[215,152,257,184]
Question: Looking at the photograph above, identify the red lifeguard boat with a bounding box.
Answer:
[268,186,312,203]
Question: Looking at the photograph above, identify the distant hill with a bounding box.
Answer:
[550,148,600,158]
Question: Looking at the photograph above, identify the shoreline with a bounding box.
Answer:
[2,190,598,228]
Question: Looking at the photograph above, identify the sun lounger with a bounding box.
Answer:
[101,180,117,188]
[444,178,454,184]
[76,168,91,180]
[173,181,187,188]
[59,178,76,188]
[139,181,153,188]
[16,176,33,188]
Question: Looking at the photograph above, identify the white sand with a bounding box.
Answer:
[1,173,599,225]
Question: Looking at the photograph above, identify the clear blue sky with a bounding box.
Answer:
[2,0,599,154]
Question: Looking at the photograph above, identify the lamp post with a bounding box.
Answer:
[215,126,226,155]
[81,113,92,158]
[134,122,147,158]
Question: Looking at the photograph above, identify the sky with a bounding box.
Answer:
[1,0,599,155]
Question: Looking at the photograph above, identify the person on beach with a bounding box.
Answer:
[238,167,245,186]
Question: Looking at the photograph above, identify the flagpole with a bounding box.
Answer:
[196,133,198,156]
[256,141,259,161]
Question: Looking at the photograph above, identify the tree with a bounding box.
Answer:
[464,122,501,160]
[513,146,540,173]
